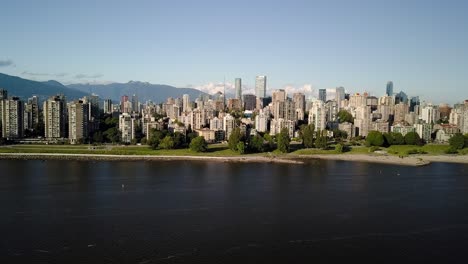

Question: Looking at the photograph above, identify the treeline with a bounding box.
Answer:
[366,131,424,147]
[447,133,468,153]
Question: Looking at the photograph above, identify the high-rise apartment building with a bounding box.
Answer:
[182,94,191,112]
[292,93,306,113]
[68,100,89,144]
[119,113,135,143]
[1,97,24,139]
[255,76,267,99]
[24,96,39,131]
[43,95,67,139]
[272,89,286,102]
[103,99,113,114]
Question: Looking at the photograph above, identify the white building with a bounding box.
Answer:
[119,113,136,143]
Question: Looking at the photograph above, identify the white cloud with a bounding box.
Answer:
[191,82,255,96]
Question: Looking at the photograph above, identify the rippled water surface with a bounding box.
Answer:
[1,159,468,263]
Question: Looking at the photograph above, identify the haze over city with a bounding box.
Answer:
[1,0,467,104]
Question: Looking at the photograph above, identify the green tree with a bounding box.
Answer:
[264,133,275,151]
[228,127,242,151]
[103,127,121,143]
[393,132,405,145]
[404,131,422,146]
[173,132,185,149]
[92,131,104,143]
[383,132,395,146]
[315,130,328,149]
[237,141,246,154]
[147,129,165,149]
[335,143,344,153]
[250,134,265,153]
[366,131,384,147]
[337,110,354,123]
[159,136,175,150]
[449,133,465,150]
[465,134,468,148]
[276,128,291,153]
[190,136,208,152]
[299,124,315,148]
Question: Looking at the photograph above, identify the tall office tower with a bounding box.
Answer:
[68,100,89,144]
[409,96,420,112]
[131,94,139,113]
[243,94,256,111]
[1,97,24,139]
[103,99,113,114]
[292,93,306,113]
[318,89,327,102]
[120,95,129,113]
[349,93,368,108]
[386,81,394,96]
[24,96,39,131]
[235,78,242,101]
[255,76,267,99]
[183,94,191,112]
[335,87,345,109]
[395,91,408,104]
[43,95,67,139]
[272,89,286,102]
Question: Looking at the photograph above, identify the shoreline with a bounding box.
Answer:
[0,152,467,166]
[0,153,303,164]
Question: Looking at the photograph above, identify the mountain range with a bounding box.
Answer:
[0,73,207,103]
[68,82,208,103]
[0,73,88,101]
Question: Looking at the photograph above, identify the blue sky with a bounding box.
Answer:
[0,0,467,103]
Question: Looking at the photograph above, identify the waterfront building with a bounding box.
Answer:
[68,100,89,144]
[119,113,135,143]
[44,95,67,139]
[1,97,24,139]
[24,96,39,131]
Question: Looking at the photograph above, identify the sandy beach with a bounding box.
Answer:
[0,152,467,166]
[0,152,303,164]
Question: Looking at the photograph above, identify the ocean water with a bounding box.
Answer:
[1,159,468,263]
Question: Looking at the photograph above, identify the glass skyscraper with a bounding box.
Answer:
[235,78,242,100]
[386,81,393,96]
[255,76,266,98]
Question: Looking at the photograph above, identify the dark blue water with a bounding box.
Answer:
[1,159,468,263]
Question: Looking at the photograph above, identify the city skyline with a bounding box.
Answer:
[0,1,467,104]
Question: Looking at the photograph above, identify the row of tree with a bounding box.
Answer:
[366,131,424,147]
[448,133,468,150]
